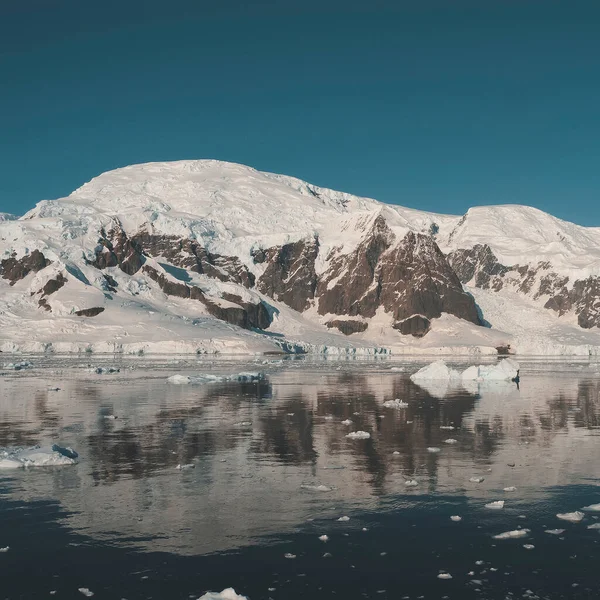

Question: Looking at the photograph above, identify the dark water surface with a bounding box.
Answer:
[1,357,600,599]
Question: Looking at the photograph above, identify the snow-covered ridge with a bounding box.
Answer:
[2,159,600,355]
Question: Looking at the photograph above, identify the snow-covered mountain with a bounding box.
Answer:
[1,160,599,355]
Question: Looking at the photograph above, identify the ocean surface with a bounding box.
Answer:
[1,356,600,599]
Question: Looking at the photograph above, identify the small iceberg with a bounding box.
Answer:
[557,511,585,522]
[581,503,600,512]
[411,358,519,384]
[337,516,350,522]
[319,535,329,542]
[485,501,505,510]
[404,479,418,487]
[545,529,565,535]
[78,589,94,598]
[469,477,485,483]
[444,438,458,444]
[450,515,462,522]
[383,399,408,408]
[587,523,600,530]
[346,431,371,440]
[427,447,441,453]
[167,372,265,385]
[493,529,529,540]
[503,486,517,492]
[523,544,535,550]
[0,445,78,469]
[341,419,353,425]
[300,484,332,492]
[437,573,452,580]
[3,361,33,371]
[198,589,248,600]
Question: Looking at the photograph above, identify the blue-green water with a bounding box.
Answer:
[1,358,599,599]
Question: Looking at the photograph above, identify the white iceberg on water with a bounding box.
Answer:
[198,589,248,600]
[411,358,519,384]
[0,445,78,469]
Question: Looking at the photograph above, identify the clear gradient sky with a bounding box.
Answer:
[1,0,599,224]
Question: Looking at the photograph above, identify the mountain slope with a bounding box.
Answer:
[1,160,599,355]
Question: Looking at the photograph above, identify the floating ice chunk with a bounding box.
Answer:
[503,486,517,492]
[322,552,332,558]
[0,546,9,552]
[461,359,520,382]
[444,439,458,444]
[469,477,485,483]
[3,361,33,371]
[197,588,248,600]
[587,523,600,530]
[450,515,462,522]
[493,529,530,540]
[0,445,78,468]
[175,463,195,470]
[319,535,329,542]
[523,544,535,550]
[383,399,408,409]
[103,415,117,420]
[300,484,332,492]
[581,503,600,512]
[341,419,353,425]
[485,501,505,510]
[404,480,418,487]
[545,529,566,535]
[337,516,350,522]
[410,361,461,382]
[78,589,94,597]
[168,372,265,385]
[284,553,296,559]
[346,431,370,440]
[557,511,585,522]
[427,447,441,453]
[440,425,455,430]
[392,451,400,455]
[324,415,334,421]
[437,573,452,580]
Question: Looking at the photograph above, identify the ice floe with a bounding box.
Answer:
[0,546,9,552]
[523,544,535,550]
[337,516,350,522]
[345,431,370,439]
[469,477,485,483]
[411,358,519,385]
[319,535,329,542]
[485,501,505,509]
[404,479,418,487]
[284,553,296,559]
[437,573,452,580]
[78,589,94,597]
[586,523,600,530]
[2,361,33,371]
[493,529,530,540]
[444,438,458,444]
[557,511,585,522]
[545,529,565,535]
[197,589,248,600]
[503,486,517,492]
[581,503,600,512]
[383,399,408,408]
[427,447,441,453]
[450,515,462,522]
[341,419,353,425]
[175,463,195,470]
[167,372,265,385]
[300,484,332,492]
[0,445,78,469]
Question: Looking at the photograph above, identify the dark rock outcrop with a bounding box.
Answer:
[92,225,144,275]
[75,307,105,317]
[142,265,271,330]
[0,250,51,285]
[393,315,431,337]
[317,218,481,327]
[256,237,319,312]
[326,320,369,335]
[41,272,67,296]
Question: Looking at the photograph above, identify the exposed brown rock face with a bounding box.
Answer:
[393,315,431,337]
[75,307,105,317]
[0,250,51,285]
[92,225,144,275]
[132,233,255,288]
[142,265,271,330]
[448,244,600,328]
[317,217,481,327]
[326,320,369,335]
[256,238,319,312]
[41,272,67,296]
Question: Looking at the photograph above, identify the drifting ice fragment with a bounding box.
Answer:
[545,529,565,535]
[175,464,195,470]
[485,501,505,510]
[346,431,371,440]
[404,480,418,487]
[0,445,78,469]
[503,486,517,492]
[444,439,458,444]
[437,573,452,580]
[319,535,329,542]
[586,523,600,530]
[284,553,296,559]
[469,477,485,483]
[493,529,530,540]
[300,484,332,492]
[450,516,462,522]
[197,589,248,600]
[0,546,9,552]
[383,399,408,408]
[78,589,94,597]
[557,511,585,522]
[337,516,350,522]
[523,544,535,550]
[427,447,441,453]
[341,419,353,425]
[581,503,600,512]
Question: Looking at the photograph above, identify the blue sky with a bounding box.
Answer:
[1,0,599,224]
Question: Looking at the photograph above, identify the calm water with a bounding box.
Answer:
[1,357,600,599]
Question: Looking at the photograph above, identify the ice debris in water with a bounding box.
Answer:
[545,529,566,535]
[319,535,329,542]
[0,445,78,469]
[427,447,441,453]
[78,589,94,597]
[557,511,585,522]
[523,544,535,550]
[383,399,408,408]
[503,486,517,492]
[2,361,33,371]
[197,589,248,600]
[450,515,462,522]
[284,553,296,559]
[469,477,485,483]
[346,431,371,440]
[167,372,265,385]
[581,503,600,512]
[493,529,530,540]
[404,480,418,487]
[485,501,505,510]
[0,546,9,552]
[411,358,519,383]
[175,463,195,470]
[587,523,600,530]
[300,484,332,492]
[444,439,458,444]
[440,425,455,430]
[337,516,350,522]
[437,573,452,580]
[341,419,353,425]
